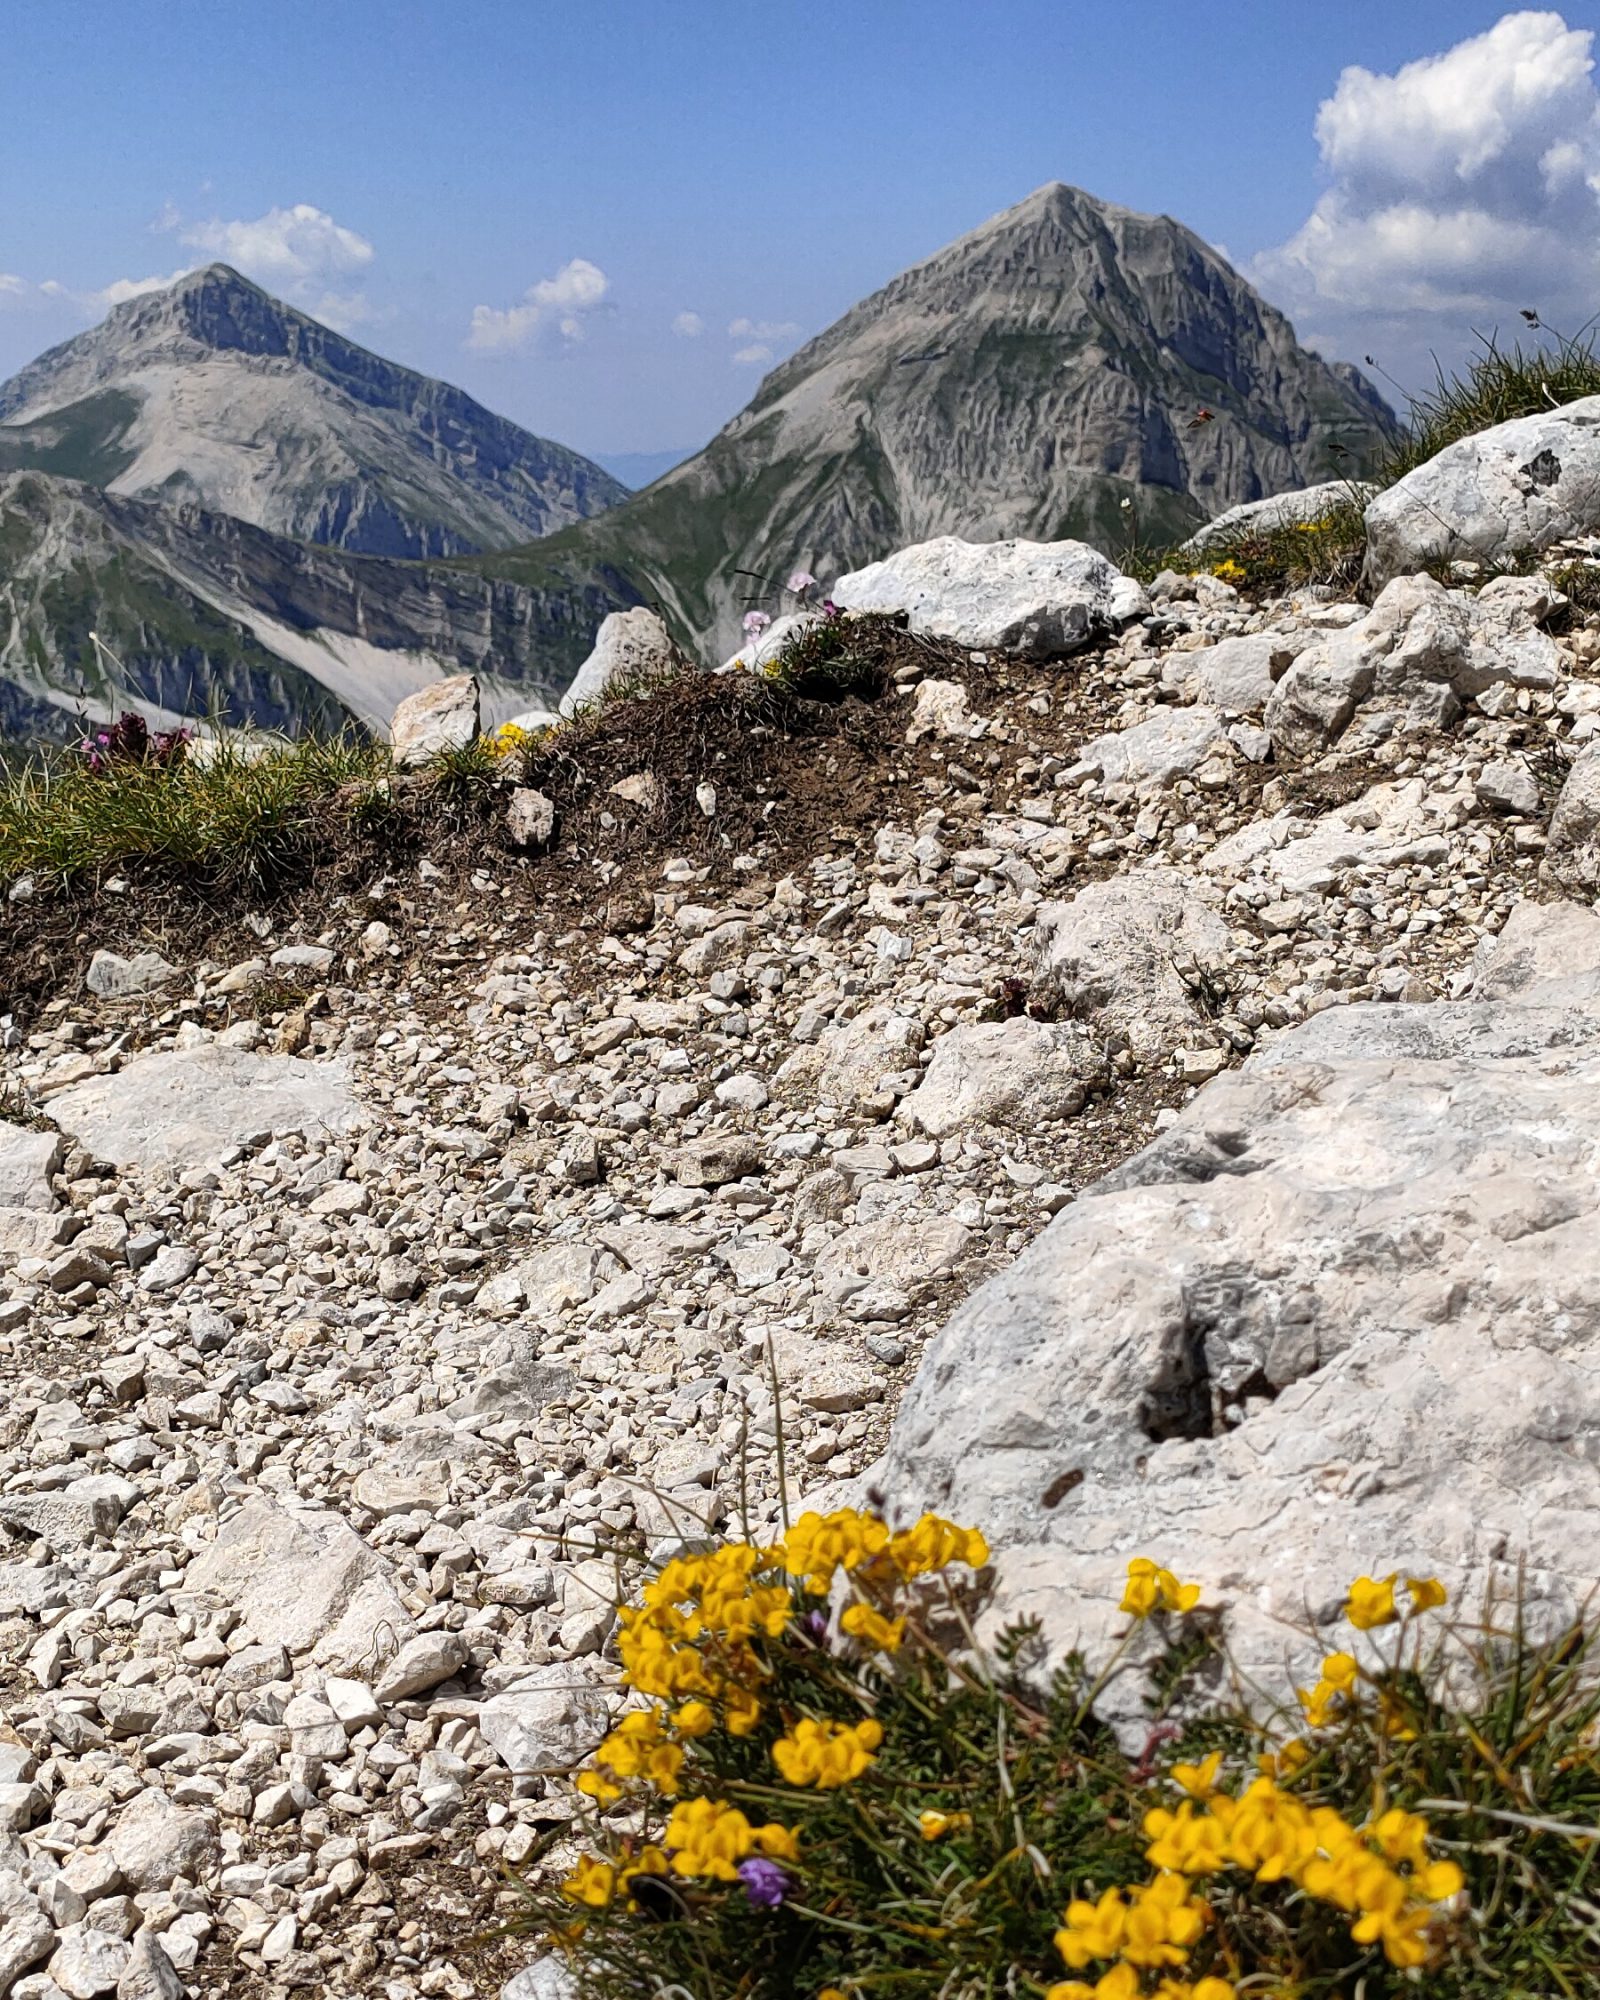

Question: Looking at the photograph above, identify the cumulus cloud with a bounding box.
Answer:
[1254,11,1600,376]
[178,202,375,288]
[672,310,705,337]
[76,202,378,325]
[467,258,610,352]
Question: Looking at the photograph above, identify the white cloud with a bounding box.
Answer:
[178,202,375,287]
[95,268,195,308]
[1254,11,1600,377]
[467,258,609,352]
[728,315,800,341]
[732,342,775,365]
[0,273,25,298]
[672,310,705,337]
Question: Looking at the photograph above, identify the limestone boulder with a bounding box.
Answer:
[1067,704,1230,787]
[186,1498,413,1672]
[559,607,675,715]
[832,536,1147,658]
[47,1044,365,1174]
[0,1122,61,1212]
[775,1003,925,1106]
[390,674,480,767]
[1160,633,1288,713]
[84,950,180,999]
[880,903,1600,1717]
[478,1663,612,1776]
[1365,395,1600,585]
[1544,740,1600,895]
[897,1018,1108,1139]
[1030,869,1230,1061]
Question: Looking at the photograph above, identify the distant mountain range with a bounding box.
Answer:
[480,184,1395,658]
[0,265,626,558]
[0,468,629,740]
[0,188,1395,739]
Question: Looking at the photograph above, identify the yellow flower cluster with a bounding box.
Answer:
[1120,1558,1201,1619]
[771,1716,884,1789]
[488,720,534,755]
[1051,1970,1232,2000]
[1346,1572,1447,1629]
[838,1601,904,1652]
[1297,1648,1360,1729]
[1056,1874,1209,1971]
[662,1798,799,1880]
[1210,559,1246,584]
[617,1543,790,1726]
[575,1710,686,1803]
[1143,1773,1462,1969]
[1299,1573,1449,1729]
[559,1845,669,1909]
[781,1508,891,1593]
[780,1508,988,1596]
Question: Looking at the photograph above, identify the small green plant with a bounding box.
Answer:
[750,605,901,700]
[507,1513,1600,2000]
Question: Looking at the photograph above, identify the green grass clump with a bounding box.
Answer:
[507,1509,1600,2000]
[0,730,398,886]
[1129,325,1600,599]
[1385,324,1600,483]
[755,607,903,698]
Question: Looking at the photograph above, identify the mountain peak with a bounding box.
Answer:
[0,260,627,559]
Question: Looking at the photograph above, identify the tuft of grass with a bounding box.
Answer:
[1384,324,1600,483]
[1129,325,1600,600]
[0,730,399,887]
[755,607,901,700]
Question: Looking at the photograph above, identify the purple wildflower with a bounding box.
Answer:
[786,569,816,596]
[737,1858,790,1909]
[742,610,772,638]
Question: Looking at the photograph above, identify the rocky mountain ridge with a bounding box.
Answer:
[0,266,627,560]
[481,183,1395,658]
[0,469,639,738]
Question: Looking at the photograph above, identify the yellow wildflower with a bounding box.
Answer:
[917,1808,972,1841]
[559,1855,616,1907]
[1121,1557,1201,1618]
[662,1798,798,1880]
[772,1715,884,1789]
[887,1513,990,1578]
[839,1601,905,1652]
[1172,1750,1223,1799]
[1320,1650,1359,1692]
[1345,1573,1399,1630]
[1406,1574,1448,1612]
[1143,1800,1229,1875]
[781,1509,891,1593]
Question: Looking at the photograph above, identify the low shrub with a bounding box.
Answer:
[508,1510,1600,2000]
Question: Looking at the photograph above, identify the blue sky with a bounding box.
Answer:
[3,3,1597,472]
